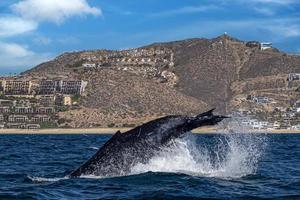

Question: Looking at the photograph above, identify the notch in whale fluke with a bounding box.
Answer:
[196,108,216,118]
[196,108,231,119]
[195,108,231,124]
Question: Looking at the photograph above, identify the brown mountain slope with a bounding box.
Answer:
[145,35,300,113]
[240,51,300,79]
[59,69,207,128]
[165,35,241,113]
[21,34,300,126]
[23,52,81,79]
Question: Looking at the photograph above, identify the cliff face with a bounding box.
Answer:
[22,34,300,127]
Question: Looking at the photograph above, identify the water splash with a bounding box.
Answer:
[131,120,267,179]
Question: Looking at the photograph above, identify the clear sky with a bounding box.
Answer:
[0,0,299,74]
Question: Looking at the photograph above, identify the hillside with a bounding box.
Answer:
[21,34,300,127]
[59,69,207,128]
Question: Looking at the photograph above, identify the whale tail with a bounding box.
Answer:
[196,108,215,118]
[191,108,230,128]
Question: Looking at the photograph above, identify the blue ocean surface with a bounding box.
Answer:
[0,133,299,200]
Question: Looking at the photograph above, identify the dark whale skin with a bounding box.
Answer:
[70,109,227,177]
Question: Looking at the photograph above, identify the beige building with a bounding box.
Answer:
[8,115,29,123]
[37,107,55,114]
[63,96,72,106]
[0,80,33,95]
[6,123,26,129]
[38,80,88,95]
[31,115,50,122]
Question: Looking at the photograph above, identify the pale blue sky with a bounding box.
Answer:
[0,0,300,74]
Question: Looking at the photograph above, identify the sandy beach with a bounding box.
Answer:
[0,127,299,134]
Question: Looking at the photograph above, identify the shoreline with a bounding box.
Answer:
[0,127,299,134]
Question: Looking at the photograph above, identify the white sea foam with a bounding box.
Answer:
[131,119,267,179]
[27,176,69,183]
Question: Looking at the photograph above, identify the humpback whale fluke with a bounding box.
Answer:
[70,109,228,178]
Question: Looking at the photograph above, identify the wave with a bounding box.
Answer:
[25,176,69,183]
[87,146,99,150]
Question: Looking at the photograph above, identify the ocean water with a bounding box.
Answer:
[0,133,299,200]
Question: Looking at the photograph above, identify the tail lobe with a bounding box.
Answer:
[196,108,216,118]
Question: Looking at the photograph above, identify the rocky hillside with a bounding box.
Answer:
[59,69,207,128]
[22,34,300,127]
[144,35,300,112]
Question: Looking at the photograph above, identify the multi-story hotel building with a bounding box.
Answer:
[0,80,33,95]
[38,80,87,95]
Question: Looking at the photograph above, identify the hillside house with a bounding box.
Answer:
[26,124,41,129]
[31,115,50,122]
[260,42,272,50]
[15,107,35,114]
[82,63,96,68]
[0,107,10,113]
[38,95,55,106]
[288,73,300,81]
[37,107,55,114]
[253,96,270,104]
[246,41,260,48]
[289,124,300,130]
[6,123,26,129]
[8,115,29,123]
[63,96,72,106]
[274,107,286,112]
[294,102,300,112]
[241,119,270,129]
[0,99,13,106]
[236,109,252,115]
